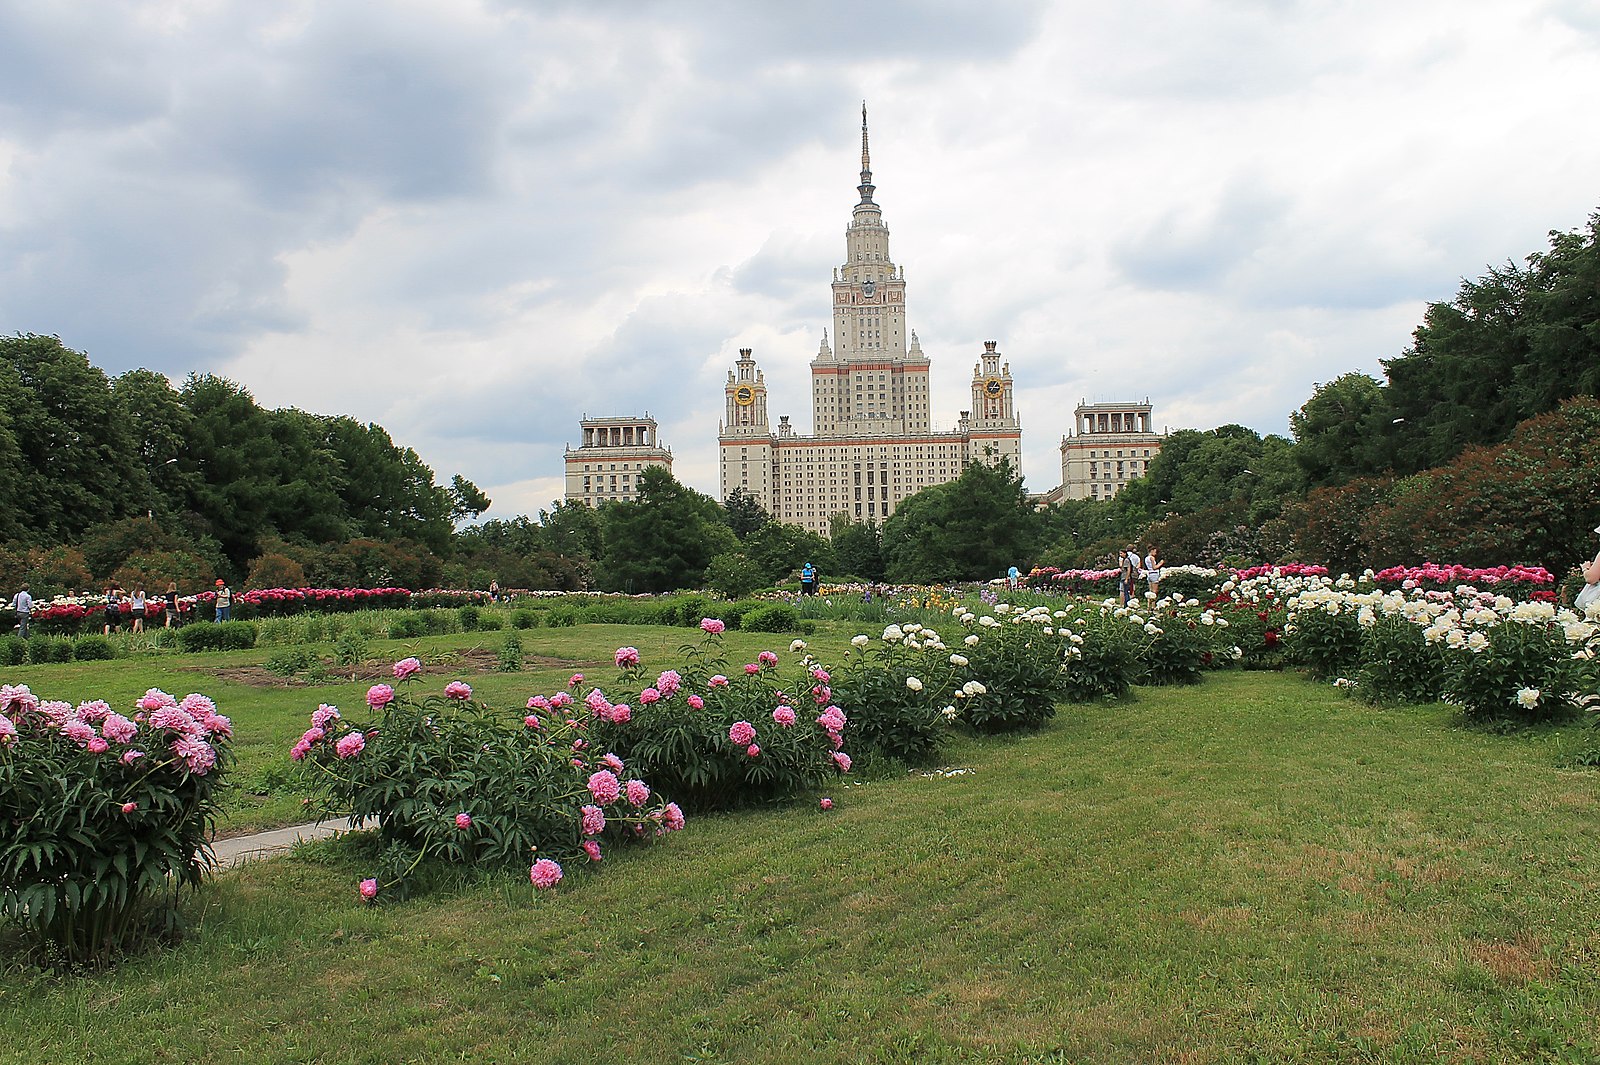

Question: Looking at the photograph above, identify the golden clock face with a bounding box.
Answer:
[734,385,755,406]
[983,377,1003,397]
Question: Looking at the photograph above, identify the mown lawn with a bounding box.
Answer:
[4,631,1600,1063]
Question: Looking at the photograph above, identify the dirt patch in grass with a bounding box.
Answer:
[1468,938,1551,985]
[199,650,599,688]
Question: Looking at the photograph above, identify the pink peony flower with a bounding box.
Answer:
[174,736,217,775]
[832,751,852,773]
[121,801,138,814]
[656,670,682,697]
[335,730,366,759]
[120,749,145,765]
[639,687,661,705]
[523,714,541,729]
[444,681,472,700]
[772,706,796,727]
[149,706,201,736]
[86,736,109,754]
[587,769,621,804]
[758,650,778,667]
[729,721,756,746]
[686,694,704,710]
[77,700,112,723]
[746,744,761,758]
[550,691,574,709]
[580,804,606,836]
[568,673,584,688]
[311,704,341,730]
[625,779,650,807]
[0,715,15,745]
[744,663,760,675]
[138,688,176,712]
[662,802,686,832]
[608,703,631,724]
[582,840,602,862]
[615,646,641,668]
[820,797,833,810]
[603,753,624,772]
[61,720,95,747]
[455,812,473,830]
[366,684,395,710]
[530,858,563,889]
[179,693,217,718]
[393,657,421,681]
[359,878,379,900]
[700,617,725,634]
[709,675,730,689]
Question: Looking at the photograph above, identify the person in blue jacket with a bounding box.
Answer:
[800,561,818,596]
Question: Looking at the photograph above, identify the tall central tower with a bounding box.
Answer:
[809,104,931,437]
[718,106,1022,536]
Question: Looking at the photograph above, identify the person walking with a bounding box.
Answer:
[1007,565,1020,591]
[214,579,233,623]
[164,581,179,627]
[130,586,147,633]
[1143,546,1164,600]
[800,561,818,596]
[11,583,31,639]
[1118,546,1140,606]
[103,587,122,635]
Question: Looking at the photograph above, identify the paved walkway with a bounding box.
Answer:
[210,817,354,869]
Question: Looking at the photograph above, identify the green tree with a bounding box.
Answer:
[1290,372,1387,486]
[882,459,1035,583]
[721,487,770,541]
[830,516,885,581]
[596,468,737,593]
[705,552,766,599]
[743,523,835,586]
[0,335,140,542]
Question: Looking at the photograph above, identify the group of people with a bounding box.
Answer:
[1118,544,1165,605]
[8,579,237,638]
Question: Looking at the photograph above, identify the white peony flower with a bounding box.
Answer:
[949,654,969,667]
[789,639,807,652]
[1516,687,1541,708]
[964,634,980,647]
[905,676,923,692]
[882,625,904,643]
[851,634,870,648]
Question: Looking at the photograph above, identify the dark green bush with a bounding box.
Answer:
[511,609,541,630]
[741,604,799,633]
[0,636,26,666]
[27,636,74,663]
[548,609,577,628]
[265,647,318,677]
[1355,614,1445,704]
[217,622,258,651]
[388,614,426,639]
[498,631,523,673]
[457,605,481,631]
[70,635,116,661]
[175,625,220,653]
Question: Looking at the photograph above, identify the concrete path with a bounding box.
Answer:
[210,817,354,869]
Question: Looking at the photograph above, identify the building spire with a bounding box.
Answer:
[857,101,875,205]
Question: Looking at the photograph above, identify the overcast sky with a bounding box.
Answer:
[4,1,1598,521]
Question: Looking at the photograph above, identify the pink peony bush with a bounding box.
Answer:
[588,623,853,811]
[0,685,233,965]
[293,671,684,901]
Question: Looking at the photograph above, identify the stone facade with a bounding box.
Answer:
[564,415,672,507]
[718,108,1022,535]
[1058,401,1162,501]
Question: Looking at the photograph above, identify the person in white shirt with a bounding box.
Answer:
[11,584,32,639]
[1144,546,1164,599]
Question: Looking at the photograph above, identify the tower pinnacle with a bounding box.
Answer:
[858,101,875,205]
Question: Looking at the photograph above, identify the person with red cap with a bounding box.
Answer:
[214,578,233,623]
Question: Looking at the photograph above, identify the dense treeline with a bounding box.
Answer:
[0,334,494,595]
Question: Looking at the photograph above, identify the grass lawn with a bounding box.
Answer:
[4,629,1600,1062]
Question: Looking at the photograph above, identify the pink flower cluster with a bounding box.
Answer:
[0,684,227,777]
[700,617,725,635]
[444,681,472,700]
[1371,562,1555,589]
[728,721,756,746]
[530,858,564,889]
[393,657,421,681]
[615,646,641,668]
[656,670,682,698]
[366,684,395,709]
